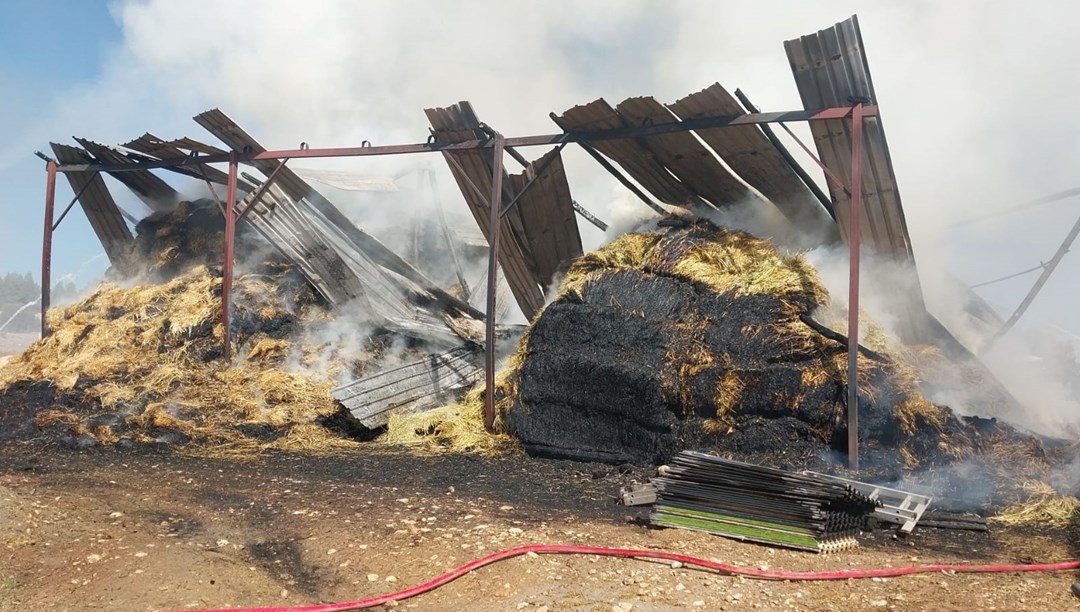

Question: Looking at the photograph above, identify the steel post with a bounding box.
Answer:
[40,160,57,339]
[223,152,239,362]
[846,103,865,471]
[483,134,506,433]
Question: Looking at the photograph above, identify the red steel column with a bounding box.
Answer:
[223,152,238,362]
[40,161,58,339]
[846,103,865,470]
[484,134,506,433]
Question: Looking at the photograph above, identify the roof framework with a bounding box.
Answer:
[37,15,930,470]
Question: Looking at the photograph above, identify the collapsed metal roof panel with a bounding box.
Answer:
[615,96,751,209]
[121,133,230,160]
[50,143,133,264]
[667,83,837,237]
[239,183,376,310]
[332,346,483,429]
[506,148,584,289]
[193,109,485,341]
[193,109,479,321]
[121,133,252,190]
[425,102,547,320]
[74,138,179,213]
[553,99,694,205]
[785,15,925,338]
[784,15,914,263]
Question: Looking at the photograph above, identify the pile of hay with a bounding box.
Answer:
[990,481,1080,528]
[0,200,394,455]
[0,263,366,455]
[388,221,1021,473]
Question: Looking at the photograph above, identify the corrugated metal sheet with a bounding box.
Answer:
[784,16,914,262]
[191,110,488,344]
[667,83,837,237]
[238,182,375,310]
[50,143,133,263]
[331,346,483,429]
[615,96,751,209]
[74,138,179,213]
[785,15,925,338]
[425,102,546,320]
[193,109,479,321]
[506,148,584,290]
[120,133,249,189]
[163,137,229,156]
[553,99,694,205]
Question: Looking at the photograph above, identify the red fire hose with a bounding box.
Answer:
[180,544,1080,612]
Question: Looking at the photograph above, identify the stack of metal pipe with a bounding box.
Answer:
[650,451,879,552]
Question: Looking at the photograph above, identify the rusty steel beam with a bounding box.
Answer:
[41,160,57,338]
[775,117,850,198]
[196,163,227,218]
[222,152,238,362]
[443,153,490,203]
[572,200,608,231]
[56,106,881,173]
[846,103,865,471]
[484,134,506,433]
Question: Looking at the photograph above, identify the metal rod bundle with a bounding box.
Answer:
[650,451,879,552]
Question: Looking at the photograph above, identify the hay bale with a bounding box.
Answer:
[409,221,984,469]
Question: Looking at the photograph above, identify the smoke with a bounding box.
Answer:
[5,1,1080,442]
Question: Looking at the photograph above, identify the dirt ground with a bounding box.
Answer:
[1,441,1078,612]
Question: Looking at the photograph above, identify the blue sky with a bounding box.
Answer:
[0,0,122,285]
[0,0,1078,346]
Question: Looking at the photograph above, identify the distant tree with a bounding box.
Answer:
[52,279,79,303]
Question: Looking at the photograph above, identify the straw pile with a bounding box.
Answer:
[389,221,988,471]
[0,200,381,455]
[990,481,1080,529]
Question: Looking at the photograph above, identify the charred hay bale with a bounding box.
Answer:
[510,299,679,464]
[502,222,972,467]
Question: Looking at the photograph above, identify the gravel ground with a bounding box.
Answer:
[1,441,1078,611]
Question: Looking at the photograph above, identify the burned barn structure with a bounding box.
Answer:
[29,16,1009,468]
